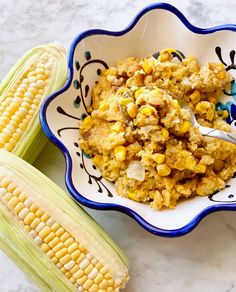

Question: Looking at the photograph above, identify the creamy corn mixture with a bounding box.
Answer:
[79,49,236,210]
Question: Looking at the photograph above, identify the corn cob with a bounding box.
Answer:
[0,151,129,291]
[0,43,67,163]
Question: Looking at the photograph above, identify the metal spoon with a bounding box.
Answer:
[172,95,236,144]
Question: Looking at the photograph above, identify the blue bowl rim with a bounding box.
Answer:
[40,2,236,237]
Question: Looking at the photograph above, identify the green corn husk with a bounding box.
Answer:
[0,43,68,163]
[0,151,129,291]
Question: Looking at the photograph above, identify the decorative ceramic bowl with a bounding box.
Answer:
[40,3,236,237]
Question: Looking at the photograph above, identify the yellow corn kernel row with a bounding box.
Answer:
[0,64,49,152]
[0,175,121,291]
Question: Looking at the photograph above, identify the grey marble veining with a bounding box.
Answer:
[0,0,236,291]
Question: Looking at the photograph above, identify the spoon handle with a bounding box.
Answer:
[199,126,236,144]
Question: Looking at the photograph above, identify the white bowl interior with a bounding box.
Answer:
[45,8,236,231]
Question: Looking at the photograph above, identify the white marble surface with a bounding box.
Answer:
[0,0,236,291]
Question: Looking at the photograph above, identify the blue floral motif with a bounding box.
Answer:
[56,52,112,197]
[72,51,109,111]
[215,47,236,126]
[216,100,236,125]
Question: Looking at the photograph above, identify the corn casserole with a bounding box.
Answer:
[79,49,236,210]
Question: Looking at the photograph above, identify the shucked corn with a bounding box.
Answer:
[0,43,67,163]
[0,151,128,291]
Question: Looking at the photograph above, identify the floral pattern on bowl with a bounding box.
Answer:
[40,3,236,237]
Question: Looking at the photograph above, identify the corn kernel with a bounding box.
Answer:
[185,156,196,170]
[128,192,139,202]
[83,279,93,289]
[30,203,39,213]
[74,269,84,279]
[99,279,108,289]
[98,100,109,111]
[65,271,72,279]
[64,238,74,248]
[8,197,19,208]
[70,264,80,274]
[119,97,133,105]
[14,202,24,214]
[24,212,35,225]
[85,264,93,275]
[93,155,103,167]
[158,51,171,62]
[162,68,172,79]
[76,275,87,286]
[82,116,93,131]
[111,123,123,132]
[222,110,229,119]
[140,106,155,116]
[172,99,179,109]
[216,71,225,80]
[152,153,165,164]
[208,97,217,104]
[55,227,64,237]
[41,243,50,252]
[60,232,70,242]
[134,88,144,99]
[94,273,103,284]
[89,284,99,292]
[179,121,190,134]
[161,128,169,140]
[30,218,40,229]
[127,102,137,118]
[206,109,214,121]
[53,242,64,253]
[51,222,60,232]
[71,250,81,261]
[195,164,206,173]
[44,232,55,244]
[56,247,67,259]
[156,164,171,176]
[60,254,71,265]
[49,237,60,248]
[39,226,51,239]
[189,91,201,104]
[114,146,126,161]
[41,213,50,222]
[195,101,210,114]
[142,58,153,75]
[47,250,55,259]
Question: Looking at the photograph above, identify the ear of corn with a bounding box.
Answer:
[0,151,129,291]
[0,43,67,163]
